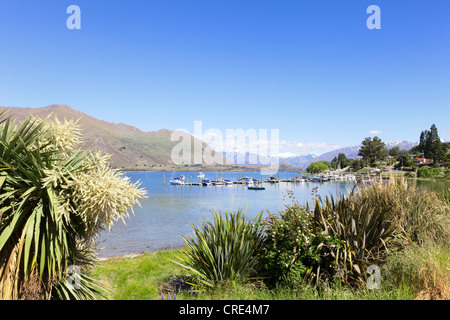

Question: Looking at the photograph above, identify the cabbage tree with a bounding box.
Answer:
[0,112,146,299]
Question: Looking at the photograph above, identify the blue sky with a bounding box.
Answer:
[0,0,449,156]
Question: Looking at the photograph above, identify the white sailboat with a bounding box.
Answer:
[197,172,205,179]
[224,179,234,185]
[170,172,185,185]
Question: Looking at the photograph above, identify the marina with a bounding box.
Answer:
[96,170,403,258]
[97,170,359,258]
[165,171,358,187]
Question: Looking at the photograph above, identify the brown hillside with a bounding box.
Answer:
[0,105,222,169]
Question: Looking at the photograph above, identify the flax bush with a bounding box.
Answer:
[173,209,265,287]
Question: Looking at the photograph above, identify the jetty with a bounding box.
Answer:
[163,172,360,186]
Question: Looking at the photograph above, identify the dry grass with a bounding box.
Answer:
[358,177,450,246]
[415,250,450,300]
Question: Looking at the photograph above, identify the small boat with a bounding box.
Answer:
[294,176,304,182]
[197,172,205,179]
[224,179,234,185]
[212,178,224,186]
[242,177,254,185]
[312,175,328,182]
[170,177,185,185]
[202,179,212,186]
[268,176,278,183]
[170,172,185,185]
[248,186,265,190]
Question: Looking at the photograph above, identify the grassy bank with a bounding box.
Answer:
[91,250,190,300]
[91,244,449,300]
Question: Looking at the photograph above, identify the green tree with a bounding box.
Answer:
[388,146,401,157]
[358,136,388,165]
[337,153,349,168]
[444,152,450,169]
[426,124,445,163]
[418,130,427,154]
[397,155,414,169]
[414,124,445,164]
[330,156,337,170]
[307,161,331,174]
[352,159,361,171]
[0,114,146,299]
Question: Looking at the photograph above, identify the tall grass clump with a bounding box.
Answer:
[173,209,265,287]
[358,178,450,247]
[382,243,450,300]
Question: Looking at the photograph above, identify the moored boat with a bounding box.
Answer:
[248,186,265,190]
[242,177,254,185]
[224,179,234,185]
[212,178,224,186]
[170,172,185,185]
[202,179,212,186]
[197,172,205,179]
[312,175,328,182]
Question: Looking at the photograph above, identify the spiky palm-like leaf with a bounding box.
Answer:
[312,186,405,285]
[173,210,265,287]
[0,111,146,299]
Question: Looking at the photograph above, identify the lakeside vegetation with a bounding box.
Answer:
[92,178,449,300]
[306,124,450,182]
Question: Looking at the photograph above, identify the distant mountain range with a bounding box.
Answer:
[1,104,420,170]
[0,105,223,169]
[222,140,418,169]
[279,140,419,168]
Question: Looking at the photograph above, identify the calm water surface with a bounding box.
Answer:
[97,171,356,258]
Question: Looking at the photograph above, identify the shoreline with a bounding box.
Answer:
[117,166,306,173]
[96,245,187,261]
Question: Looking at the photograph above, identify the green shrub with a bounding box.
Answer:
[417,166,431,178]
[430,168,441,176]
[261,203,342,286]
[174,210,265,287]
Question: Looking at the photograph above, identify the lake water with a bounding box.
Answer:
[97,171,356,258]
